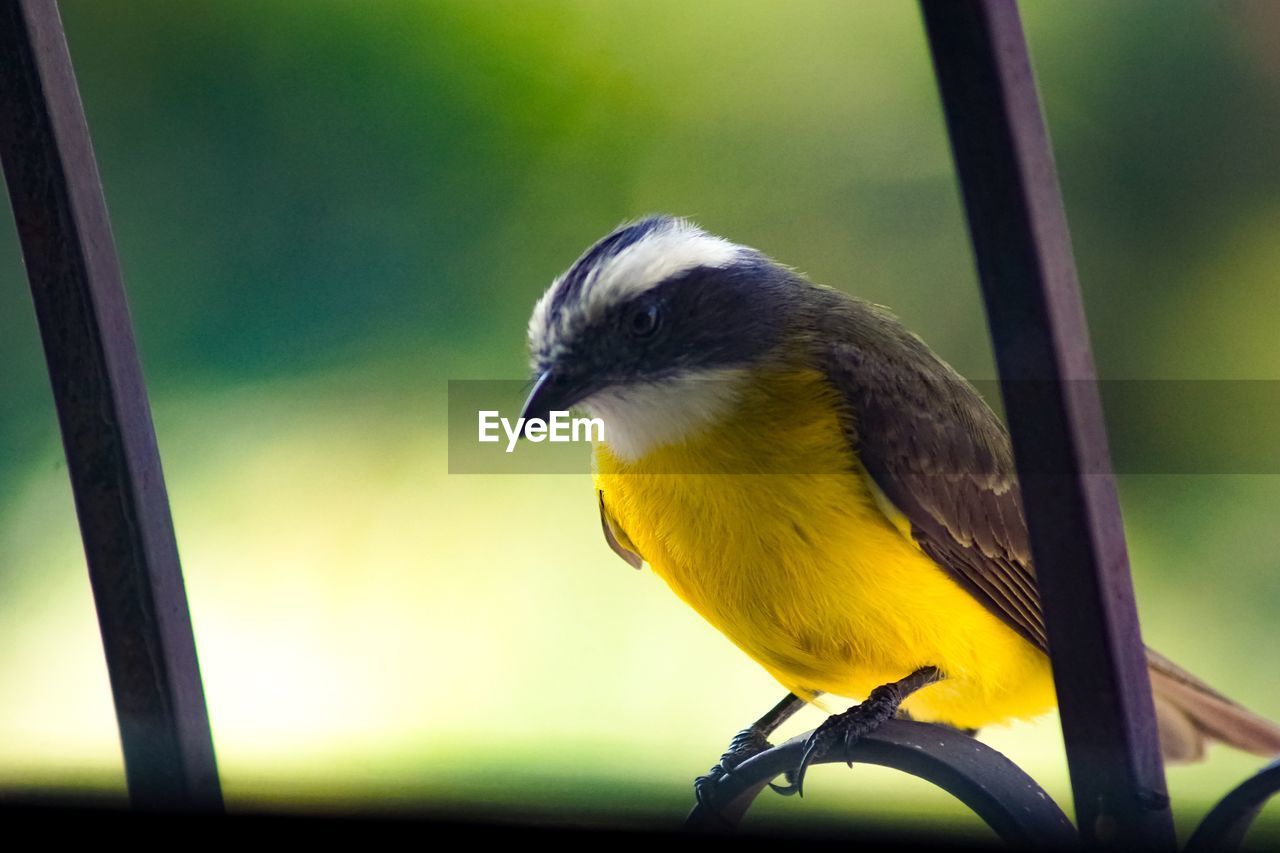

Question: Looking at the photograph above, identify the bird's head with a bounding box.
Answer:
[523,215,801,460]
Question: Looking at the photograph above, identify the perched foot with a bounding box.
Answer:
[791,666,942,797]
[693,726,774,812]
[772,695,976,794]
[691,692,812,818]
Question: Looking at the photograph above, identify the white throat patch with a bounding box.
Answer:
[579,367,748,462]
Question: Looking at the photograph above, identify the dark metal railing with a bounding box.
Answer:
[1,0,1276,843]
[1185,759,1280,852]
[921,1,1172,847]
[0,0,221,811]
[687,0,1278,849]
[686,718,1076,847]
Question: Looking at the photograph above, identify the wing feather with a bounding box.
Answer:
[599,490,644,569]
[815,298,1048,652]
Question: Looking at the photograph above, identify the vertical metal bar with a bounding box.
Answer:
[919,1,1173,848]
[0,0,221,810]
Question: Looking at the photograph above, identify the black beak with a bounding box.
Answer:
[520,370,583,423]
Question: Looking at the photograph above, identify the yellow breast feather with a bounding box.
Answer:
[592,368,1056,730]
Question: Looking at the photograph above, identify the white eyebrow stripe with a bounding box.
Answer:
[581,225,742,319]
[527,218,745,370]
[527,285,557,365]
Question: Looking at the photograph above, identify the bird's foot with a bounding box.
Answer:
[789,682,907,797]
[693,726,775,814]
[767,704,916,797]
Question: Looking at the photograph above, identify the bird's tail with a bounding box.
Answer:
[1147,647,1280,764]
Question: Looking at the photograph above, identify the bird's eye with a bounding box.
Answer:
[628,303,661,338]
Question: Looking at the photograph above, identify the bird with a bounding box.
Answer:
[520,214,1280,801]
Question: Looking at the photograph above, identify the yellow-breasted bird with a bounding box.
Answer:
[521,214,1280,797]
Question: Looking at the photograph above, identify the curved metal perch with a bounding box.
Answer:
[685,719,1076,848]
[1185,759,1280,853]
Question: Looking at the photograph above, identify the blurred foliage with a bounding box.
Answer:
[2,0,1279,843]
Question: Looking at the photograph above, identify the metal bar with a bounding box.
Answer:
[0,0,221,810]
[1185,759,1280,853]
[684,720,1077,848]
[918,1,1173,848]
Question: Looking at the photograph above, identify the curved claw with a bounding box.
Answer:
[694,764,725,808]
[794,736,823,797]
[693,725,779,813]
[693,775,712,810]
[768,776,801,797]
[693,767,737,828]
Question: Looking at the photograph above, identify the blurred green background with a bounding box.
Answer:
[2,0,1279,843]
